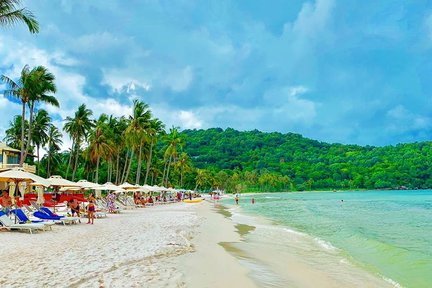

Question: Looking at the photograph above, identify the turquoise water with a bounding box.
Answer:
[224,190,432,287]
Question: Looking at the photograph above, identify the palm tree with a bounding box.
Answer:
[4,115,27,149]
[0,0,39,33]
[144,118,165,185]
[1,65,57,165]
[162,127,184,186]
[88,116,112,184]
[32,109,51,174]
[124,100,151,184]
[24,66,58,162]
[63,104,94,180]
[45,124,62,177]
[176,152,192,187]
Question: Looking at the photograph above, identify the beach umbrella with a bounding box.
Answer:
[47,175,80,188]
[0,168,46,222]
[77,179,99,189]
[119,182,138,190]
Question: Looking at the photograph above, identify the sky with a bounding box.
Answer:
[1,0,432,148]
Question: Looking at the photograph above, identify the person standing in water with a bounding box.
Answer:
[235,193,239,205]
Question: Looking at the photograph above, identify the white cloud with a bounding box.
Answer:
[163,66,194,92]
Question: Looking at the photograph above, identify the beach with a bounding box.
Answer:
[1,198,404,288]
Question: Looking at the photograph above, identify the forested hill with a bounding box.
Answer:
[181,128,432,190]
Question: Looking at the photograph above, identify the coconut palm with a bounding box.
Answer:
[144,118,165,185]
[124,100,152,184]
[32,109,51,174]
[0,0,39,33]
[63,104,94,180]
[45,124,62,177]
[176,152,192,187]
[1,65,57,165]
[3,115,27,150]
[162,127,184,186]
[88,116,113,184]
[24,66,57,162]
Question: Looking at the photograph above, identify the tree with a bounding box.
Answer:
[162,127,184,186]
[124,100,151,184]
[63,104,94,180]
[45,124,62,177]
[144,118,165,184]
[0,0,39,33]
[88,116,112,184]
[4,115,27,150]
[1,65,57,165]
[176,152,192,187]
[32,109,51,174]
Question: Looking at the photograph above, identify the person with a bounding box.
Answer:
[69,198,80,217]
[148,196,154,204]
[1,190,12,211]
[251,198,255,204]
[235,193,239,205]
[106,192,116,213]
[87,200,95,224]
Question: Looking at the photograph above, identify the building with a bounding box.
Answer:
[0,142,36,173]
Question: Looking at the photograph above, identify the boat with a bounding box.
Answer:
[183,198,204,203]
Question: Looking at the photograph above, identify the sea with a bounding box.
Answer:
[220,190,432,288]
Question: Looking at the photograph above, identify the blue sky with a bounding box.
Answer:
[1,0,432,147]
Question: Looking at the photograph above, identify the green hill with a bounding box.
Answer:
[181,128,432,191]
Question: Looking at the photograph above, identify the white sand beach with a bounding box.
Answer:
[0,200,394,288]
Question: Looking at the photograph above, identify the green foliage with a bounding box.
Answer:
[181,128,432,191]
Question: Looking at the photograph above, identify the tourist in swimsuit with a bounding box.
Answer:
[87,200,95,224]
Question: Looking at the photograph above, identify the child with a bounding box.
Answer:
[87,200,95,224]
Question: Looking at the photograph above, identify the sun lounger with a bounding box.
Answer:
[10,209,54,231]
[0,211,46,234]
[33,211,78,225]
[37,207,80,225]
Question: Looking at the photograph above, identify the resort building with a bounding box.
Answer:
[0,142,35,173]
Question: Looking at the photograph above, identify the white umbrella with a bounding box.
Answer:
[119,182,138,190]
[47,175,81,187]
[95,182,125,192]
[77,179,99,189]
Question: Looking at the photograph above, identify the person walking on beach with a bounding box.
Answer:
[106,192,116,213]
[87,200,95,224]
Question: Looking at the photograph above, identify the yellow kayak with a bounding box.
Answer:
[183,198,204,203]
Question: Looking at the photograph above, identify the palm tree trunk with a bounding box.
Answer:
[72,144,79,181]
[19,102,26,165]
[115,153,120,184]
[165,156,172,187]
[95,156,100,184]
[24,102,35,162]
[121,150,129,183]
[180,167,184,187]
[65,139,75,179]
[161,160,168,186]
[36,145,40,175]
[144,142,154,185]
[135,142,143,185]
[124,150,134,183]
[47,153,51,177]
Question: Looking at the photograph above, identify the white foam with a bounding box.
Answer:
[314,237,338,251]
[382,276,403,288]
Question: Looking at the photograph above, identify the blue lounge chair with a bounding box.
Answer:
[34,211,79,225]
[10,208,54,230]
[0,211,46,234]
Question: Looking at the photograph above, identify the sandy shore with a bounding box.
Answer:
[0,204,199,287]
[0,200,394,288]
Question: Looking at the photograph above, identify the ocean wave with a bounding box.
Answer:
[282,227,305,236]
[313,237,338,251]
[382,276,403,288]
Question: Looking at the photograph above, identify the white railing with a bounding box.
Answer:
[0,163,36,173]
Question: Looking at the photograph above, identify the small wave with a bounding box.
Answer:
[283,227,305,236]
[382,276,403,288]
[314,237,338,251]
